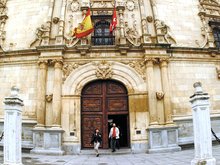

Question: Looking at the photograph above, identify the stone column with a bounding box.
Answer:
[190,82,216,165]
[4,86,24,165]
[52,60,63,127]
[160,58,173,124]
[36,60,48,127]
[145,57,158,125]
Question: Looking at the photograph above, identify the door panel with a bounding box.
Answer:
[81,115,103,148]
[81,80,129,149]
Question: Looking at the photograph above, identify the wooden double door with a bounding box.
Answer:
[81,80,129,149]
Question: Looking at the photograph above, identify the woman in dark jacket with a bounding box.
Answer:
[90,128,102,157]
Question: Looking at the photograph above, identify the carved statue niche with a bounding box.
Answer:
[124,21,141,46]
[30,23,50,47]
[155,19,176,45]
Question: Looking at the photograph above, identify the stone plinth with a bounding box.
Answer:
[31,127,64,155]
[190,82,216,165]
[3,86,24,165]
[147,125,181,153]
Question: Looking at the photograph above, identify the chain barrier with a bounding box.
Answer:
[211,128,220,144]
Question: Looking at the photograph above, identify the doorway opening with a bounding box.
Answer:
[108,114,129,148]
[81,79,130,149]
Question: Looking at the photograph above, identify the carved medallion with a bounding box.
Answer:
[126,0,135,11]
[69,0,80,12]
[95,61,113,79]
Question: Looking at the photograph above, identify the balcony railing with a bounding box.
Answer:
[91,36,115,45]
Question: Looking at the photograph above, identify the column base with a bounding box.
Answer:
[191,158,216,165]
[147,125,181,153]
[31,127,64,155]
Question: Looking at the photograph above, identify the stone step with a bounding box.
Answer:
[80,148,132,155]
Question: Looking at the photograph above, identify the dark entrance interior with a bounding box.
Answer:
[81,80,130,149]
[108,115,129,148]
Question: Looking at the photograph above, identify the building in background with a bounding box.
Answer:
[0,0,220,154]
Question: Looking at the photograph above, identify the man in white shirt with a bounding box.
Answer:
[109,123,120,152]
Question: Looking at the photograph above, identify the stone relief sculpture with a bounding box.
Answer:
[30,23,50,47]
[155,19,176,45]
[124,21,141,46]
[195,27,208,48]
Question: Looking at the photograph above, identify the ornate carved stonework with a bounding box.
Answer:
[95,61,113,79]
[69,0,80,12]
[126,0,136,11]
[123,61,146,80]
[124,20,141,46]
[155,19,176,45]
[62,63,79,81]
[156,91,164,100]
[46,94,53,102]
[30,23,50,47]
[0,0,8,44]
[197,0,220,48]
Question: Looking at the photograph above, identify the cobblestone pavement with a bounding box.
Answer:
[1,145,220,165]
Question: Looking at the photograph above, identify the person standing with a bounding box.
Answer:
[90,129,102,157]
[109,123,120,152]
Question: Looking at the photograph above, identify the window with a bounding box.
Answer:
[213,28,220,48]
[92,19,115,45]
[209,21,220,49]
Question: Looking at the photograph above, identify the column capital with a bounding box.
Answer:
[159,58,170,67]
[38,60,48,68]
[143,57,158,66]
[52,59,63,69]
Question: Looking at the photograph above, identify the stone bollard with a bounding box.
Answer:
[190,82,216,165]
[3,86,24,165]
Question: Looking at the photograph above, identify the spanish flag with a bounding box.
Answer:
[74,8,94,38]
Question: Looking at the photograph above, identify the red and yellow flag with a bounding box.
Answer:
[74,8,94,38]
[109,6,117,33]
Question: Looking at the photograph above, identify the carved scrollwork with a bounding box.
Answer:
[122,61,146,80]
[126,0,136,11]
[95,61,113,79]
[62,63,79,81]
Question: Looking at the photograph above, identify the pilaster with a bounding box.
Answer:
[36,60,48,127]
[144,57,158,126]
[159,58,173,124]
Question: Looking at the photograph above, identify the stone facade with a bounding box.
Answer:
[0,0,220,154]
